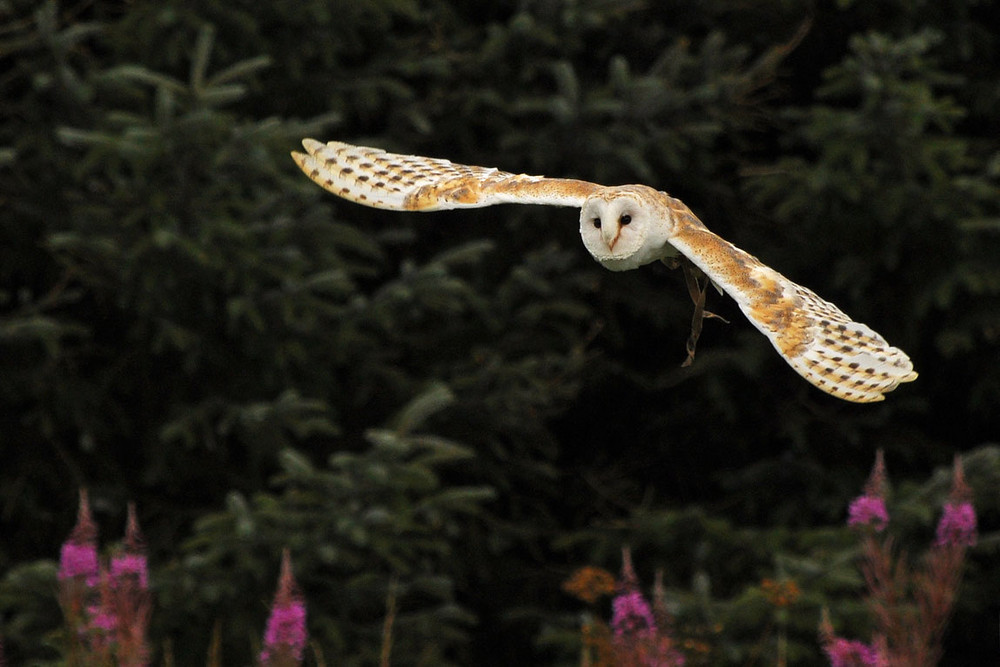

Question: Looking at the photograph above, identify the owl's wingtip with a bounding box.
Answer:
[290,150,311,171]
[301,137,324,152]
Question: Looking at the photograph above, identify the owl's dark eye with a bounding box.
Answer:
[592,218,602,229]
[620,214,632,225]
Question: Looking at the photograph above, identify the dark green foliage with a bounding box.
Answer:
[1,0,998,664]
[158,386,494,664]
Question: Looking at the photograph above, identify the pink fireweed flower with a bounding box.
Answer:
[59,542,100,582]
[935,502,977,548]
[87,603,118,633]
[59,489,99,585]
[112,505,149,590]
[262,602,307,661]
[58,490,102,662]
[111,501,152,667]
[847,495,889,532]
[613,547,656,638]
[611,590,657,638]
[85,570,120,656]
[260,549,307,665]
[650,569,687,666]
[111,553,150,589]
[610,549,685,666]
[848,451,890,532]
[935,456,977,548]
[824,637,879,667]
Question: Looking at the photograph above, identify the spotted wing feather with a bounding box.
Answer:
[292,139,598,211]
[666,199,917,402]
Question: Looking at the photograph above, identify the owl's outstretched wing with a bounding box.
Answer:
[292,139,600,211]
[665,198,917,403]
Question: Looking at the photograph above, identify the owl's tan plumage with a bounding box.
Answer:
[292,139,917,403]
[293,139,598,210]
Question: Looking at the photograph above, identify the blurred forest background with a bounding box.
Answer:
[2,0,999,664]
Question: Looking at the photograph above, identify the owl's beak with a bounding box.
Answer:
[601,223,620,250]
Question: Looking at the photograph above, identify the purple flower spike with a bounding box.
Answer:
[611,590,657,638]
[58,489,99,585]
[262,603,307,660]
[111,503,149,589]
[935,502,977,548]
[848,451,890,532]
[935,456,977,548]
[612,547,657,639]
[88,603,118,633]
[847,495,889,532]
[111,553,150,589]
[824,637,879,667]
[260,549,307,665]
[59,542,100,581]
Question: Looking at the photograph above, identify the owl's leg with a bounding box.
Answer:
[664,257,729,367]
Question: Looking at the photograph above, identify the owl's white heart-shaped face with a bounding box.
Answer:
[579,186,676,271]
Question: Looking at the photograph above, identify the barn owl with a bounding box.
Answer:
[291,139,917,403]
